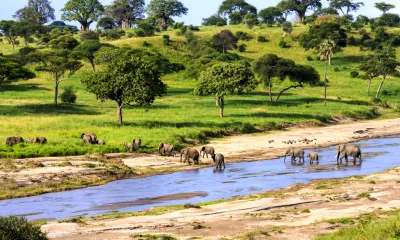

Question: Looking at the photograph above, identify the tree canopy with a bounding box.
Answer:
[328,0,364,16]
[298,22,347,50]
[61,0,105,31]
[277,0,322,22]
[211,30,238,53]
[14,0,55,25]
[0,56,36,85]
[146,0,188,30]
[202,14,227,26]
[218,0,257,25]
[73,40,102,72]
[375,2,396,14]
[258,7,284,26]
[106,0,145,28]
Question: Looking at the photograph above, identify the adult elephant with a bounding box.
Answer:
[284,147,305,163]
[158,143,175,157]
[200,146,215,158]
[212,153,225,170]
[183,148,200,165]
[336,144,362,164]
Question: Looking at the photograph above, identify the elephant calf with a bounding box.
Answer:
[337,144,362,164]
[183,148,200,165]
[212,153,225,170]
[180,147,191,162]
[5,136,24,146]
[123,142,134,151]
[158,143,175,157]
[200,146,215,158]
[284,147,305,163]
[98,139,105,145]
[28,137,47,144]
[307,152,319,164]
[81,132,97,144]
[133,139,141,149]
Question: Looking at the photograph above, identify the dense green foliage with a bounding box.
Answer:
[0,215,48,240]
[146,0,188,30]
[61,0,105,31]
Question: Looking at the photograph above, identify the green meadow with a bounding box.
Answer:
[0,24,399,158]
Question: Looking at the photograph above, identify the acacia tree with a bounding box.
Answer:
[34,50,82,105]
[328,0,364,16]
[375,2,395,14]
[0,56,36,86]
[277,0,322,22]
[146,0,188,31]
[194,63,257,118]
[359,56,380,95]
[218,0,257,24]
[370,48,399,98]
[258,7,284,26]
[0,21,18,50]
[106,0,145,28]
[318,39,336,107]
[211,30,238,53]
[14,0,55,25]
[61,0,104,31]
[73,40,102,72]
[82,50,169,125]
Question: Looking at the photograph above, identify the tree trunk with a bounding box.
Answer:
[90,59,96,72]
[81,22,90,32]
[24,37,27,46]
[328,55,331,66]
[268,77,272,102]
[275,84,303,102]
[376,76,386,99]
[54,83,59,106]
[367,78,372,95]
[297,11,306,23]
[219,97,224,118]
[11,41,15,50]
[324,59,328,107]
[216,94,219,106]
[117,102,123,125]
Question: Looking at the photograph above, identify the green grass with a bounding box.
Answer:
[132,234,177,240]
[0,24,399,158]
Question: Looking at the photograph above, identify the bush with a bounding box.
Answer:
[80,31,99,42]
[237,44,246,52]
[0,215,48,240]
[279,39,288,48]
[382,90,389,95]
[236,31,250,41]
[142,41,151,47]
[162,35,170,45]
[306,56,314,61]
[127,32,134,38]
[60,86,77,103]
[258,36,267,42]
[135,29,145,37]
[100,29,125,40]
[334,67,340,72]
[350,71,359,78]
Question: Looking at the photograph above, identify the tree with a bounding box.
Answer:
[14,0,55,25]
[318,39,336,107]
[97,17,117,29]
[277,0,322,22]
[299,22,347,50]
[282,21,293,37]
[202,14,227,26]
[73,40,102,72]
[243,13,258,28]
[146,0,188,31]
[211,30,238,53]
[0,21,18,50]
[218,0,257,24]
[0,56,36,86]
[375,2,395,14]
[61,0,105,31]
[258,7,284,26]
[328,0,364,16]
[49,35,80,50]
[11,21,35,46]
[34,50,82,105]
[82,50,169,125]
[194,62,257,118]
[50,21,67,30]
[359,56,380,95]
[106,0,145,28]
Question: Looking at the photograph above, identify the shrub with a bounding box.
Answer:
[127,32,134,38]
[258,36,267,42]
[142,41,151,47]
[100,29,125,40]
[80,31,99,42]
[306,56,314,61]
[60,86,77,103]
[382,90,389,95]
[237,44,246,52]
[279,39,287,48]
[334,67,340,72]
[0,215,48,240]
[162,35,170,45]
[135,28,145,37]
[236,31,250,41]
[350,71,359,78]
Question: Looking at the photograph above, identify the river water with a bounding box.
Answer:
[1,137,399,221]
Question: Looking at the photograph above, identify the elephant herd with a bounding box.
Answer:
[284,144,362,165]
[158,143,225,170]
[4,136,47,146]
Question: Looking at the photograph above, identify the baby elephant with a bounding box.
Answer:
[183,148,200,165]
[81,133,97,144]
[27,137,47,144]
[158,143,175,157]
[4,136,24,146]
[212,154,225,170]
[123,142,134,151]
[133,139,141,149]
[307,152,319,164]
[98,139,105,145]
[180,147,191,162]
[200,146,215,158]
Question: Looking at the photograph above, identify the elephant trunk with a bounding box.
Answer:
[336,151,340,162]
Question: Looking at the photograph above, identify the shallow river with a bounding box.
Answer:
[1,137,400,221]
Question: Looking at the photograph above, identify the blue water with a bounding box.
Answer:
[0,137,399,221]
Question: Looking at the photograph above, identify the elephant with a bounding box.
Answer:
[284,147,305,163]
[36,137,47,144]
[98,139,105,145]
[81,132,97,144]
[5,136,24,146]
[133,139,142,149]
[200,146,215,158]
[212,153,225,170]
[307,152,319,164]
[27,137,38,143]
[82,134,93,144]
[123,142,133,151]
[158,143,175,157]
[180,147,191,162]
[183,148,200,165]
[336,144,362,165]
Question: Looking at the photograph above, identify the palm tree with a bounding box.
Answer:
[318,39,336,107]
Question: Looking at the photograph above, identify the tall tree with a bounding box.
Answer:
[258,7,284,26]
[82,50,170,125]
[106,0,145,28]
[359,56,380,95]
[61,0,104,31]
[14,0,55,25]
[0,56,36,86]
[252,54,280,102]
[328,0,364,16]
[371,48,399,98]
[211,30,238,54]
[73,40,102,72]
[0,21,18,50]
[318,39,336,107]
[375,2,395,14]
[12,21,36,46]
[194,63,257,118]
[146,0,188,31]
[218,0,257,24]
[33,50,82,105]
[277,0,322,22]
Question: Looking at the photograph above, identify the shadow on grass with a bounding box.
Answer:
[0,83,51,92]
[0,104,100,116]
[334,55,364,65]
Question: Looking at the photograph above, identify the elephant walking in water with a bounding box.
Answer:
[212,153,225,170]
[284,147,305,163]
[336,144,362,165]
[307,152,319,164]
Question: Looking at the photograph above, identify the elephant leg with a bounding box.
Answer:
[206,153,208,158]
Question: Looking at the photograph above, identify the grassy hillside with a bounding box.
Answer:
[0,24,399,158]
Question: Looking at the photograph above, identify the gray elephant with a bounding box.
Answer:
[180,147,191,162]
[5,136,24,146]
[200,146,215,158]
[81,132,97,144]
[133,139,142,149]
[336,144,362,164]
[158,143,175,157]
[98,139,105,145]
[307,152,319,164]
[212,153,225,170]
[183,148,200,165]
[284,147,305,163]
[82,134,93,144]
[124,142,133,151]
